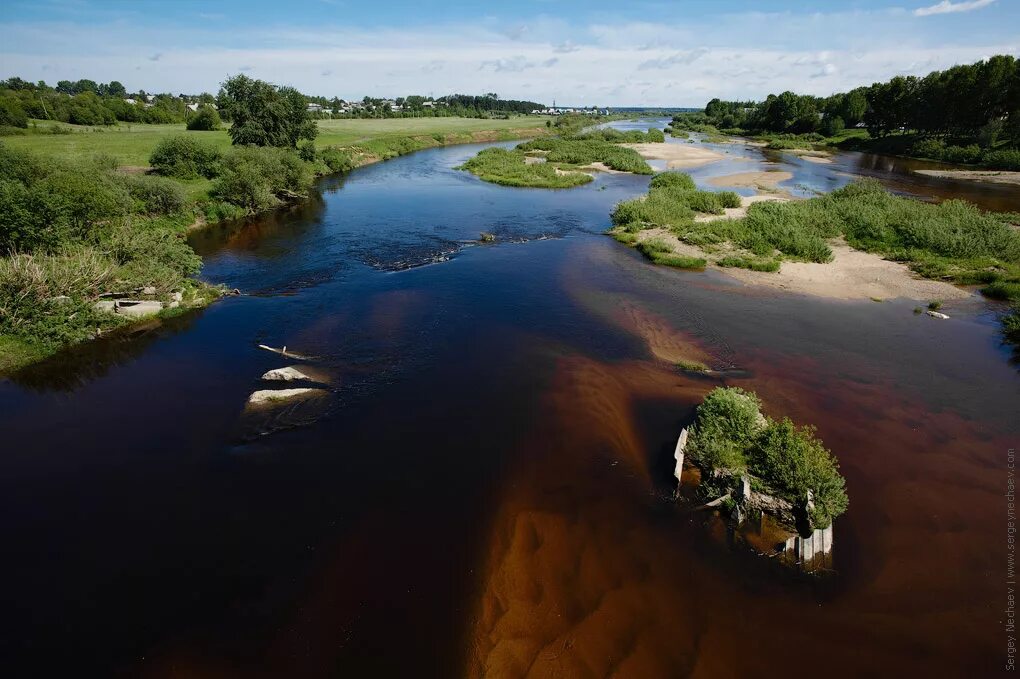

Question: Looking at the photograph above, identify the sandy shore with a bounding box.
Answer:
[915,169,1020,186]
[633,199,969,301]
[623,142,724,168]
[719,241,969,301]
[708,170,793,190]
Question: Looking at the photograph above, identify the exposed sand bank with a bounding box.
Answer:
[632,209,969,301]
[719,241,970,301]
[580,161,628,174]
[914,169,1020,186]
[794,152,834,164]
[623,142,724,168]
[708,170,793,190]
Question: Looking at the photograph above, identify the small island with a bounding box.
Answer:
[675,387,849,571]
[458,126,662,188]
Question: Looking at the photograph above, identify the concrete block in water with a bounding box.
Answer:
[673,428,689,484]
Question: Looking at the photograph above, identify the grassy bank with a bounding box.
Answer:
[458,126,661,188]
[0,116,556,374]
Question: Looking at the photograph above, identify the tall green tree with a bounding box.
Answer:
[217,75,317,148]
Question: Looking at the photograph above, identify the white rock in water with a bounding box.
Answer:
[262,366,314,382]
[926,310,950,320]
[247,388,326,405]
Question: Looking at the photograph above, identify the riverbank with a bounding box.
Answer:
[0,118,557,375]
[914,169,1020,186]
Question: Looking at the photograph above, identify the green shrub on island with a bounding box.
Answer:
[649,172,696,191]
[717,256,781,272]
[459,147,592,189]
[519,137,653,174]
[567,127,665,144]
[149,135,222,179]
[612,173,741,227]
[687,387,849,528]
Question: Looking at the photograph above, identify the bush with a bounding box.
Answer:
[149,135,222,179]
[0,98,29,128]
[186,105,221,131]
[212,146,316,211]
[120,175,187,215]
[985,149,1020,171]
[942,144,982,164]
[749,418,848,528]
[650,172,696,191]
[318,146,357,173]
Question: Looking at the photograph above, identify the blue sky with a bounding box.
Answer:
[1,0,1017,105]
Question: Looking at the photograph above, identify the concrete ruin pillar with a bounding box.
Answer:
[739,475,751,502]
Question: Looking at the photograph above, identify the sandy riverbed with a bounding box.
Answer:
[623,142,724,168]
[914,169,1020,186]
[708,170,793,190]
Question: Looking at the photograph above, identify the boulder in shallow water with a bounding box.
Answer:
[926,310,950,320]
[262,366,316,382]
[247,388,327,406]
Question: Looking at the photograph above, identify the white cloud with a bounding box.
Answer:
[0,8,1016,106]
[914,0,996,17]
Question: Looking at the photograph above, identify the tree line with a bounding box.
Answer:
[688,55,1019,147]
[0,77,216,128]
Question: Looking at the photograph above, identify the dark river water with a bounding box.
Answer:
[1,121,1018,677]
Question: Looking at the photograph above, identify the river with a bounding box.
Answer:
[1,120,1017,677]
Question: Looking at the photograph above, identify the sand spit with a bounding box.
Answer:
[914,169,1020,186]
[623,142,725,169]
[707,171,793,190]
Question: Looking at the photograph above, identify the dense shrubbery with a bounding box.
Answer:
[120,175,187,215]
[317,146,358,173]
[186,105,221,131]
[687,387,848,528]
[149,135,222,179]
[985,149,1020,171]
[0,141,212,363]
[611,172,740,227]
[213,146,316,211]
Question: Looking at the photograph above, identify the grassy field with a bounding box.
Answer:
[3,116,556,206]
[3,116,555,166]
